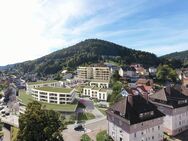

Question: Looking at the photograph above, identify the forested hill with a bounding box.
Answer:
[161,50,188,60]
[161,50,188,66]
[12,39,160,75]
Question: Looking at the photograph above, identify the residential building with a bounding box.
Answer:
[77,66,111,81]
[149,67,157,75]
[89,80,109,88]
[82,86,110,101]
[31,87,76,104]
[106,94,165,141]
[136,78,153,87]
[119,66,136,77]
[149,86,188,136]
[131,64,148,76]
[26,80,60,93]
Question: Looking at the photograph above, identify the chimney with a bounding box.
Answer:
[165,86,171,95]
[128,94,133,106]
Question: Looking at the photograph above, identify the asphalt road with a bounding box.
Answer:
[63,118,107,141]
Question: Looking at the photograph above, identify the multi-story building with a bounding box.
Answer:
[83,86,110,101]
[77,67,93,80]
[119,66,136,77]
[149,86,188,136]
[26,80,60,93]
[77,66,111,81]
[89,80,109,88]
[106,94,164,141]
[31,86,76,104]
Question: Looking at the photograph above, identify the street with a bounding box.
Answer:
[63,117,107,141]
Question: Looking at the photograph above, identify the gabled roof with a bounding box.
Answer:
[149,86,188,108]
[107,95,165,125]
[121,66,136,71]
[150,88,167,101]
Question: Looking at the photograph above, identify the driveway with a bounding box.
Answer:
[63,117,107,141]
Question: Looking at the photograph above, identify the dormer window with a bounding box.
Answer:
[139,111,154,119]
[178,99,187,105]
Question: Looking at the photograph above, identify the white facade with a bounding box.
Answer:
[158,106,188,136]
[83,86,109,101]
[89,80,109,88]
[31,88,76,104]
[119,68,136,77]
[108,118,163,141]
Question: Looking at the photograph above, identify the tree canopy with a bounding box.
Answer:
[17,101,64,141]
[156,64,177,84]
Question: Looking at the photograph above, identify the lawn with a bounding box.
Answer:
[27,80,58,85]
[78,112,95,121]
[35,87,73,93]
[17,90,77,112]
[98,108,107,115]
[11,127,19,141]
[96,130,113,141]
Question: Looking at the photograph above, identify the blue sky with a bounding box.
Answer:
[0,0,188,65]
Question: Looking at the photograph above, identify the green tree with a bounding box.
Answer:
[96,130,113,141]
[156,64,177,83]
[17,101,64,141]
[80,134,91,141]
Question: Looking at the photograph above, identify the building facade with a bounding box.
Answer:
[77,66,111,81]
[83,86,109,101]
[149,86,188,136]
[89,80,109,88]
[106,95,164,141]
[31,87,76,104]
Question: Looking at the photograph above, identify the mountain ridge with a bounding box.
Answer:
[5,39,160,75]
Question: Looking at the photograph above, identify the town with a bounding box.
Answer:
[0,61,188,141]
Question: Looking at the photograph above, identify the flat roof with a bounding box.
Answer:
[17,90,77,112]
[90,80,109,83]
[34,87,73,93]
[27,80,58,85]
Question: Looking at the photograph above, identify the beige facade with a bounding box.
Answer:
[77,66,111,81]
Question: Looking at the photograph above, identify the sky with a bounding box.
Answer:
[0,0,188,66]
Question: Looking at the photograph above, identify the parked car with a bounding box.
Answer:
[5,112,10,116]
[74,124,85,131]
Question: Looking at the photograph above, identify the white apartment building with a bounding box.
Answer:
[107,94,165,141]
[77,66,111,81]
[83,86,109,101]
[89,80,109,88]
[26,80,60,93]
[31,87,76,104]
[150,86,188,136]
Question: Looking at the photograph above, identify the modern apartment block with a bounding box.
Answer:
[77,66,111,81]
[31,87,76,104]
[149,86,188,136]
[89,80,109,88]
[106,94,165,141]
[26,80,60,93]
[82,86,109,101]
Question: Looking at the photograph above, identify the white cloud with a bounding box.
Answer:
[0,0,187,65]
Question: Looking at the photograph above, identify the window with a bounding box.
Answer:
[134,133,136,137]
[120,137,123,141]
[158,126,160,130]
[152,136,154,140]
